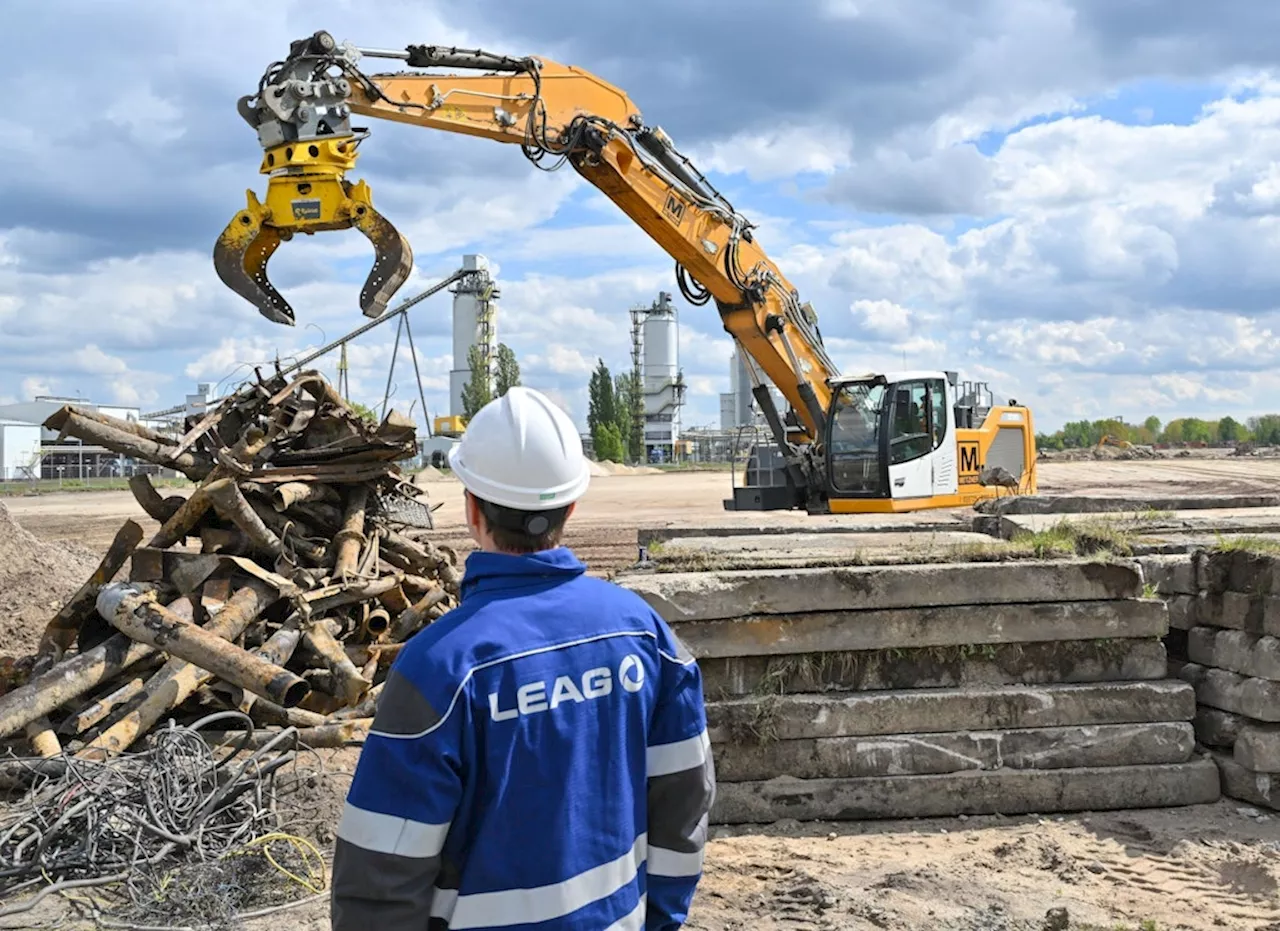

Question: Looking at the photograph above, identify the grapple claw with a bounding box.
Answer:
[352,198,414,319]
[213,192,296,326]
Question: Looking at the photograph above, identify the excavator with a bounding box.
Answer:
[214,31,1037,514]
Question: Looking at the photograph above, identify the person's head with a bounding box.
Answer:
[447,387,591,555]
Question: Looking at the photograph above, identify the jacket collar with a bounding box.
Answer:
[460,546,587,598]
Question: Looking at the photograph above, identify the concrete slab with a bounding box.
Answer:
[980,495,1280,516]
[652,531,995,562]
[637,519,969,547]
[699,639,1169,698]
[621,561,1144,622]
[1138,554,1198,595]
[714,722,1194,781]
[999,511,1280,543]
[1212,752,1280,811]
[707,681,1194,743]
[1175,663,1280,723]
[1167,595,1198,630]
[1234,724,1280,774]
[1187,627,1280,681]
[1194,707,1246,750]
[1225,551,1280,595]
[675,600,1167,659]
[709,757,1221,823]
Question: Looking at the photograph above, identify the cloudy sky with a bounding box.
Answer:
[4,1,1280,434]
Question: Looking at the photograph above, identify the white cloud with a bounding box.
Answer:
[692,125,854,181]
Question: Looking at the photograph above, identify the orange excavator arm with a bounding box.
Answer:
[216,32,838,442]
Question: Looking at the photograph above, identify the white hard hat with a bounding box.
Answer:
[447,386,591,511]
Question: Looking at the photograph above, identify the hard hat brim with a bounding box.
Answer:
[448,443,591,511]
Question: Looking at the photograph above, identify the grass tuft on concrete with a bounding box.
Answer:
[1209,534,1280,556]
[1010,518,1138,558]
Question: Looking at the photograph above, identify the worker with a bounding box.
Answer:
[330,386,716,931]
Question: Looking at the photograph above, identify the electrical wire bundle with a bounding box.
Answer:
[0,713,324,929]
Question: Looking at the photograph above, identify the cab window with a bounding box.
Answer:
[889,381,931,464]
[828,382,885,494]
[929,379,947,449]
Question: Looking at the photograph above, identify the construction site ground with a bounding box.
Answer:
[4,455,1280,929]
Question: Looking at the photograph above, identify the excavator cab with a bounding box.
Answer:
[821,372,1037,513]
[213,31,412,325]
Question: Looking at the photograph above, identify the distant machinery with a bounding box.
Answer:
[630,292,685,463]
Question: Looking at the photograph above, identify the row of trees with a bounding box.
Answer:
[460,343,521,420]
[587,359,642,463]
[1036,414,1280,450]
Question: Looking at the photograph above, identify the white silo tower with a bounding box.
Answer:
[640,292,682,461]
[448,255,499,419]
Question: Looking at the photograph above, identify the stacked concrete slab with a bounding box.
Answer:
[621,560,1218,824]
[1142,551,1280,811]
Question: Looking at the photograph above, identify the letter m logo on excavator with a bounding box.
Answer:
[959,442,982,475]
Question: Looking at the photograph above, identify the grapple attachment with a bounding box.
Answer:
[213,161,414,326]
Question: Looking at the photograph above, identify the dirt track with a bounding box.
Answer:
[9,458,1280,575]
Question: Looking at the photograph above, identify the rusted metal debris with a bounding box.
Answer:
[0,369,458,758]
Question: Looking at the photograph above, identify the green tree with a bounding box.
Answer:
[1250,414,1280,445]
[460,344,492,421]
[1182,418,1213,444]
[495,343,521,397]
[587,359,617,439]
[349,401,378,424]
[1144,415,1162,437]
[593,422,625,463]
[613,372,641,462]
[1035,432,1065,451]
[1217,416,1245,443]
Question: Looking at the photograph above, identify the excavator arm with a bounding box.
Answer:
[216,31,838,452]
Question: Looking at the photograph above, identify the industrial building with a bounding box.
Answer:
[631,292,685,463]
[0,396,168,480]
[718,343,784,432]
[422,254,501,467]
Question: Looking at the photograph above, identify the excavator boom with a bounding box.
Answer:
[217,31,1039,515]
[215,32,835,451]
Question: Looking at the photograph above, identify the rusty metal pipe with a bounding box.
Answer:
[208,718,371,751]
[0,633,156,739]
[331,683,383,720]
[206,481,282,558]
[249,699,328,729]
[391,587,450,641]
[302,619,369,706]
[43,408,211,479]
[236,623,304,715]
[148,479,227,548]
[377,584,411,615]
[332,486,368,578]
[58,673,150,736]
[272,481,339,512]
[82,581,285,757]
[97,585,307,708]
[36,519,144,666]
[128,475,185,523]
[26,718,61,758]
[362,606,391,640]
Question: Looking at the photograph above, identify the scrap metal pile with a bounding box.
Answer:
[0,369,459,762]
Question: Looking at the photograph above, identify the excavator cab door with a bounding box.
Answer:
[824,375,958,506]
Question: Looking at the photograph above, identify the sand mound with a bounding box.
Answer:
[411,467,454,485]
[592,461,662,476]
[0,502,102,656]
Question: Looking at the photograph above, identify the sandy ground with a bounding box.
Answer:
[8,458,1280,575]
[223,793,1280,931]
[5,460,1280,929]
